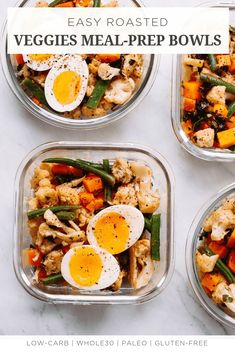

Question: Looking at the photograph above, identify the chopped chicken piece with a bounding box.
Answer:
[110,270,127,291]
[206,86,226,105]
[43,250,63,276]
[113,183,138,207]
[194,128,215,148]
[35,1,48,6]
[35,210,85,245]
[129,239,155,289]
[112,159,133,184]
[75,207,93,227]
[183,55,204,68]
[39,239,57,255]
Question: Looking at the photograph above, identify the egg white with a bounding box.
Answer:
[23,54,59,71]
[44,54,88,112]
[87,205,145,254]
[61,245,120,290]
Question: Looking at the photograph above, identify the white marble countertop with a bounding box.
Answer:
[1,0,235,336]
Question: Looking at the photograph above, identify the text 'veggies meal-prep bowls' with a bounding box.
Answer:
[186,183,235,328]
[171,2,235,162]
[1,0,159,130]
[14,142,174,304]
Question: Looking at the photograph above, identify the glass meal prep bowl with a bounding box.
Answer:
[186,183,235,328]
[14,141,174,304]
[1,0,159,130]
[171,1,235,162]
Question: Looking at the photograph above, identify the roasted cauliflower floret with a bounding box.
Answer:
[43,250,63,276]
[113,183,138,207]
[130,161,152,180]
[206,86,226,105]
[130,162,160,214]
[137,181,160,214]
[212,282,235,313]
[220,198,235,212]
[121,54,143,78]
[104,78,135,105]
[86,73,97,97]
[31,166,51,189]
[112,158,133,184]
[194,128,215,148]
[129,239,155,289]
[28,197,39,211]
[203,208,235,241]
[195,250,219,273]
[98,63,120,80]
[35,184,58,208]
[27,217,44,243]
[88,58,101,75]
[57,185,80,205]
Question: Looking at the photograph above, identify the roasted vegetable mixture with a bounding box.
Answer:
[182,27,235,150]
[15,0,144,119]
[25,157,161,291]
[195,197,235,315]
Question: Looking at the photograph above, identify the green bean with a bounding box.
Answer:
[27,205,79,219]
[208,54,217,72]
[151,214,161,261]
[76,159,104,170]
[201,247,235,284]
[42,273,64,285]
[55,211,76,221]
[200,73,235,95]
[49,0,68,7]
[43,158,116,187]
[144,216,152,232]
[22,78,47,106]
[93,0,101,7]
[86,79,110,109]
[227,101,235,119]
[103,159,112,202]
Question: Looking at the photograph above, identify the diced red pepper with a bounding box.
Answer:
[228,250,235,274]
[15,54,24,66]
[62,245,70,254]
[51,164,83,177]
[27,249,43,267]
[38,268,47,280]
[208,241,227,259]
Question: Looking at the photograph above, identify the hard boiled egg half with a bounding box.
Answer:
[61,245,120,290]
[44,54,89,112]
[87,205,145,255]
[23,54,58,71]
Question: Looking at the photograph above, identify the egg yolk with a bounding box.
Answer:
[69,247,102,287]
[28,54,53,62]
[53,71,81,105]
[94,212,129,254]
